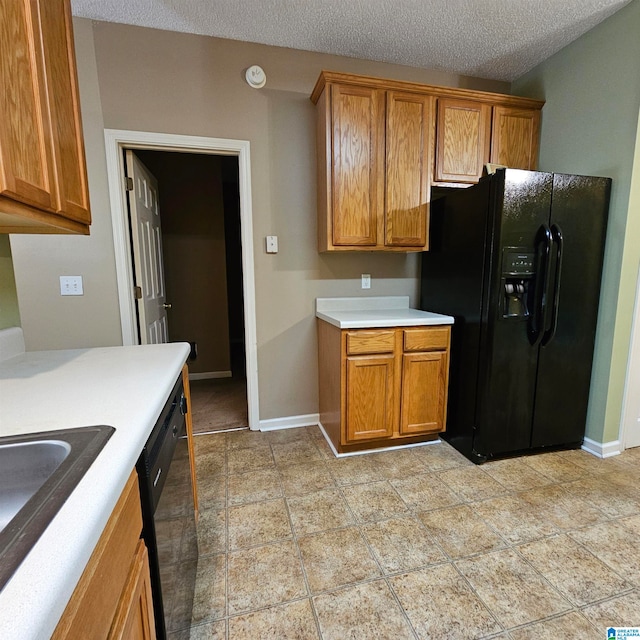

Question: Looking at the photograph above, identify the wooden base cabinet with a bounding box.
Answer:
[52,471,156,640]
[108,541,156,640]
[182,364,200,518]
[346,354,396,441]
[400,350,449,435]
[318,320,451,453]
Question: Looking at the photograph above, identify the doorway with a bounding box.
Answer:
[105,130,259,430]
[131,149,248,432]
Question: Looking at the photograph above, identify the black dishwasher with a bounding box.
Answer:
[137,375,198,639]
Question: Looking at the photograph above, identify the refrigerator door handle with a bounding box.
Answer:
[541,223,564,346]
[528,223,552,346]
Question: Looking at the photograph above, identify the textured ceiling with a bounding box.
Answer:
[71,0,631,81]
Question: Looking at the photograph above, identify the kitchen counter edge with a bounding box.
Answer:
[0,342,190,640]
[316,308,455,328]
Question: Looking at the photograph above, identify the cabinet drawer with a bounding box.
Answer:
[346,330,395,355]
[403,327,450,352]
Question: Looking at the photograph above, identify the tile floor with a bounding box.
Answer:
[179,427,640,639]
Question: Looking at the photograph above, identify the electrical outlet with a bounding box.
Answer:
[361,274,371,289]
[60,275,84,296]
[266,236,278,253]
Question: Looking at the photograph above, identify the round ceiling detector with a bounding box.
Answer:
[245,65,266,89]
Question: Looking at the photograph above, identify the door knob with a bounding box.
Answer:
[163,303,172,309]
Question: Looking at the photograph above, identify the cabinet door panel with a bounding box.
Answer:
[52,472,143,640]
[346,355,395,441]
[400,352,448,435]
[39,0,90,223]
[0,0,56,211]
[435,99,491,183]
[108,541,156,640]
[490,106,540,170]
[385,92,432,247]
[331,84,384,246]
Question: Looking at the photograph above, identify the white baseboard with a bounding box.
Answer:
[256,415,444,458]
[259,413,320,431]
[318,421,441,458]
[189,370,232,381]
[582,437,622,458]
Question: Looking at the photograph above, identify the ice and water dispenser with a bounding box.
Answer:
[501,250,535,318]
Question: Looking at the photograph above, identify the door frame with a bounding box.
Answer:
[104,129,259,430]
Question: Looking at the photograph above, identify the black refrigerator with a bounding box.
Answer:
[421,168,611,463]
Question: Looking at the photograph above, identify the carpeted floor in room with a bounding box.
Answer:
[189,378,248,433]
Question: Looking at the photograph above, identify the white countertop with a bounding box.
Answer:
[0,335,190,640]
[316,296,454,328]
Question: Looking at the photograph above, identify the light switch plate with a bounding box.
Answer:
[361,274,371,289]
[60,275,83,296]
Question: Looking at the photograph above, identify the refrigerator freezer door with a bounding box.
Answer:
[473,170,554,457]
[530,174,611,448]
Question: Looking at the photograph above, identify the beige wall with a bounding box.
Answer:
[10,19,122,350]
[621,108,640,446]
[513,0,640,445]
[136,151,231,375]
[9,19,508,421]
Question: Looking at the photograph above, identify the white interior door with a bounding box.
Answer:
[125,150,169,344]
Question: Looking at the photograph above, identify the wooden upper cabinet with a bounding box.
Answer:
[0,0,90,234]
[434,98,491,184]
[39,0,90,224]
[330,83,384,246]
[312,72,543,251]
[490,106,541,170]
[314,74,433,252]
[0,0,57,213]
[385,91,432,247]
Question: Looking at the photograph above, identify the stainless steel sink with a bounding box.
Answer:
[0,439,72,533]
[0,426,114,593]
